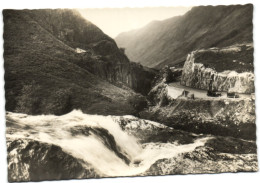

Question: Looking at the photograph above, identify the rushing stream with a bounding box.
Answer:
[6,110,257,181]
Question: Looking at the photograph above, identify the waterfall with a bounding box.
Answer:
[6,110,210,177]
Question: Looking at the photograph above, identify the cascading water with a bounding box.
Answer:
[6,110,211,177]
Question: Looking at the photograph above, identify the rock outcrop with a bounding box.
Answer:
[181,44,254,93]
[77,53,156,95]
[141,67,256,140]
[142,97,256,140]
[145,146,257,176]
[6,111,257,181]
[7,138,99,182]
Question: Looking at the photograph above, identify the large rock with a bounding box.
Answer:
[6,111,257,180]
[144,146,257,176]
[181,44,254,93]
[7,138,99,182]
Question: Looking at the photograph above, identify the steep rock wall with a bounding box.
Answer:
[141,69,256,140]
[76,40,156,95]
[181,46,254,93]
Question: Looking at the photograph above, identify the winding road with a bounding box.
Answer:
[167,82,252,100]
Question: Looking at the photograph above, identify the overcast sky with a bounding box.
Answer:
[77,7,191,38]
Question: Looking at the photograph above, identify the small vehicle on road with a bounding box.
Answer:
[207,90,222,97]
[227,92,239,98]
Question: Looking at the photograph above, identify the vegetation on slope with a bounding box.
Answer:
[115,4,253,69]
[3,9,153,115]
[194,44,254,73]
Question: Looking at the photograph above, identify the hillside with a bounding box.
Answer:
[115,4,253,69]
[4,8,257,181]
[3,9,155,115]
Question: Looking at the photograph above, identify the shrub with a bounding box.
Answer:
[127,95,148,111]
[15,81,42,114]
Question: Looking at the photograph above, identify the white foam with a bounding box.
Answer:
[6,110,210,176]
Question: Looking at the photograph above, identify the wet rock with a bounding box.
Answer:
[7,138,99,182]
[144,146,258,176]
[6,111,258,179]
[115,115,199,144]
[141,98,256,140]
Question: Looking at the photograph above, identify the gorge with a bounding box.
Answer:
[3,5,257,182]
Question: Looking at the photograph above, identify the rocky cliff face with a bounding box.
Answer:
[181,44,254,93]
[141,68,256,140]
[76,47,156,95]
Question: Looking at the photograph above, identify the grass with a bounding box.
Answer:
[194,44,254,73]
[3,9,153,115]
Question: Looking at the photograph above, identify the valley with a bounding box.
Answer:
[115,4,253,69]
[3,5,257,182]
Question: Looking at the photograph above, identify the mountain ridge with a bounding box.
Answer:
[115,4,253,69]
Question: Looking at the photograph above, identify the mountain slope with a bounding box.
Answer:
[3,9,155,115]
[115,4,253,69]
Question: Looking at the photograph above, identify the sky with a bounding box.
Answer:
[77,7,192,38]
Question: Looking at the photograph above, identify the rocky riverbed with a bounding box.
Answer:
[6,110,257,182]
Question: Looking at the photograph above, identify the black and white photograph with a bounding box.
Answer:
[0,0,259,182]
